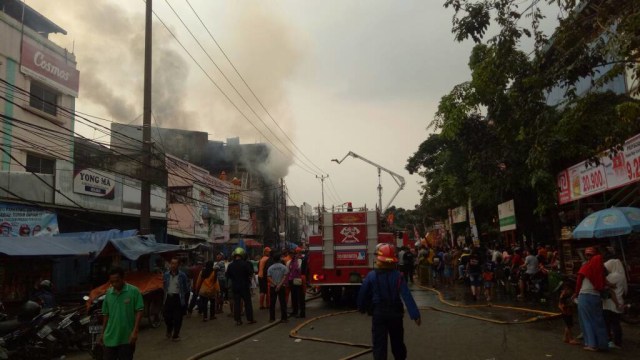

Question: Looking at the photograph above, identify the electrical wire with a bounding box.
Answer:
[146,0,322,177]
[183,0,328,177]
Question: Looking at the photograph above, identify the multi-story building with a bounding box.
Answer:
[0,0,78,202]
[110,124,283,247]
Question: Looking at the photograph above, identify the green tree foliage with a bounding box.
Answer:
[410,0,640,226]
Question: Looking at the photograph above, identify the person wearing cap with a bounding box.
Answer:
[357,244,421,360]
[573,247,609,352]
[258,247,271,309]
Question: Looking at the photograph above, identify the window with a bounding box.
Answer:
[29,82,58,116]
[26,153,55,174]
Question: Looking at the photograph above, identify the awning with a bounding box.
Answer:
[167,228,208,241]
[0,236,97,256]
[0,229,181,260]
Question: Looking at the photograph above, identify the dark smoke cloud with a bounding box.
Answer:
[31,1,305,180]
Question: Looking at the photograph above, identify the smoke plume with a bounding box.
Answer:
[31,0,304,177]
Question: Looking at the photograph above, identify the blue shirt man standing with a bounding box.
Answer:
[358,244,421,360]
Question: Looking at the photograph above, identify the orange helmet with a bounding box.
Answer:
[376,243,398,264]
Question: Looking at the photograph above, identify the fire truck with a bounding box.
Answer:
[307,207,409,305]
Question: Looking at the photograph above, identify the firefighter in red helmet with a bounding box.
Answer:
[358,243,421,360]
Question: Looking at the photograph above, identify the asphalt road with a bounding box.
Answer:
[65,285,640,360]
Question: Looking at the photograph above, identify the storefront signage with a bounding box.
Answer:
[335,250,367,266]
[557,133,640,204]
[20,37,80,97]
[498,200,516,232]
[0,203,58,236]
[73,169,115,199]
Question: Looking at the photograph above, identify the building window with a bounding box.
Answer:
[26,153,55,174]
[29,82,58,116]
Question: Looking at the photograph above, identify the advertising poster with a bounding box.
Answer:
[557,133,640,204]
[0,203,58,236]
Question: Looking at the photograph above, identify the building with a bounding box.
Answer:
[0,0,78,202]
[110,124,284,248]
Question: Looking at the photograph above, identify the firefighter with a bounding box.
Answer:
[357,244,421,360]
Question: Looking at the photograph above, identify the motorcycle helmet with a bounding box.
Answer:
[376,243,398,264]
[232,247,246,258]
[17,301,41,322]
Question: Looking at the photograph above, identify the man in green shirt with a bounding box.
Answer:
[99,267,144,360]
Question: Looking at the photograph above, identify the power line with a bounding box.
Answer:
[183,0,328,176]
[146,0,322,177]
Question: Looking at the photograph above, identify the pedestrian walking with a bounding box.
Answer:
[226,247,256,325]
[403,248,415,284]
[268,251,289,322]
[98,267,144,360]
[186,260,203,317]
[195,261,219,322]
[357,244,421,360]
[258,247,271,309]
[163,258,190,341]
[573,247,609,352]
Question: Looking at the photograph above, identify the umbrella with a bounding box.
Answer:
[572,207,640,239]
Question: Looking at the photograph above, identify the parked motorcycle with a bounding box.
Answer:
[0,301,60,359]
[82,295,105,360]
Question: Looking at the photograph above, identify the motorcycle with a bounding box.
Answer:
[0,301,60,359]
[82,295,105,360]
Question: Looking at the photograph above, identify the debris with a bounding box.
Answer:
[294,339,302,343]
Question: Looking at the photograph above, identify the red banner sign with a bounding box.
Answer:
[557,133,640,204]
[333,224,367,245]
[333,212,366,224]
[335,250,367,266]
[21,37,80,97]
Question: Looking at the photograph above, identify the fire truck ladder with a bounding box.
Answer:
[331,151,406,212]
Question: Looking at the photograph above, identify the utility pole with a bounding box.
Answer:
[139,0,153,235]
[316,175,328,212]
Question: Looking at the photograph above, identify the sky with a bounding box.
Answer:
[27,0,550,211]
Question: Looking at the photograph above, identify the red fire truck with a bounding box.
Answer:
[307,207,409,305]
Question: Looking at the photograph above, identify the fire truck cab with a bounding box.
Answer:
[307,207,409,305]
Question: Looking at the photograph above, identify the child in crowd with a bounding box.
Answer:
[482,257,496,302]
[558,282,580,345]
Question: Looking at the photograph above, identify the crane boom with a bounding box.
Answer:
[331,151,406,211]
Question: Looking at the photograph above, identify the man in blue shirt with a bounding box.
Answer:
[358,244,421,360]
[163,258,190,341]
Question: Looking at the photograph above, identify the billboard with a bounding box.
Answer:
[557,133,640,204]
[0,203,58,236]
[20,37,80,97]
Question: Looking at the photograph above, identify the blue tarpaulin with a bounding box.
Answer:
[0,229,181,259]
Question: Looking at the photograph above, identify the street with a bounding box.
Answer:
[65,283,640,360]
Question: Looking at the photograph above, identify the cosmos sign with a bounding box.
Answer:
[20,37,80,97]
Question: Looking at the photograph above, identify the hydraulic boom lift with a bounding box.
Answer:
[331,151,406,212]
